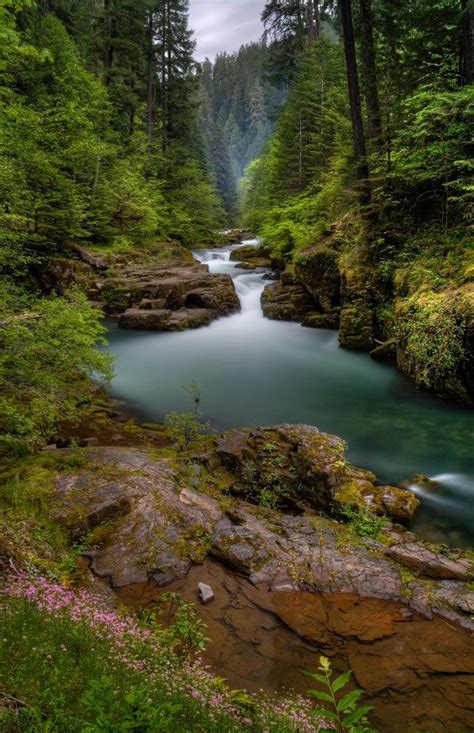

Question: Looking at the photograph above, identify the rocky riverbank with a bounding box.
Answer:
[261,238,474,405]
[46,240,241,332]
[3,393,473,732]
[51,425,473,629]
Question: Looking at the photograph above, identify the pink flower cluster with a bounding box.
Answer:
[2,574,323,732]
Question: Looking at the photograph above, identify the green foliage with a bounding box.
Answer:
[242,35,352,257]
[306,656,378,733]
[82,678,181,732]
[198,43,285,220]
[397,292,467,390]
[340,507,387,539]
[0,0,225,278]
[153,592,209,657]
[0,287,114,453]
[386,87,474,232]
[241,455,289,509]
[165,381,213,449]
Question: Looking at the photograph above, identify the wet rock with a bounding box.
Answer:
[402,474,440,492]
[294,246,341,313]
[386,543,473,580]
[100,261,239,331]
[376,486,420,523]
[225,229,254,244]
[261,282,318,323]
[229,244,268,262]
[302,311,340,329]
[235,262,256,270]
[198,582,215,604]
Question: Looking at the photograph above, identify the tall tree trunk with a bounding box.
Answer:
[305,0,320,43]
[460,0,474,85]
[146,10,155,152]
[103,0,114,87]
[339,0,370,205]
[358,0,383,147]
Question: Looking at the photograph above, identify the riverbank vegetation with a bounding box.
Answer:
[242,0,473,403]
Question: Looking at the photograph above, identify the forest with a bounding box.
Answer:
[0,1,473,732]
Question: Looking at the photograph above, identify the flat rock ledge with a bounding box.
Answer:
[52,426,474,631]
[92,259,240,331]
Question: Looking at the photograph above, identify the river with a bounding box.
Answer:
[105,239,474,548]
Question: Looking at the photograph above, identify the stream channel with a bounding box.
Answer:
[106,239,474,548]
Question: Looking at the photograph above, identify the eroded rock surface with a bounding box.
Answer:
[120,561,474,733]
[106,262,240,330]
[52,437,473,629]
[214,424,419,522]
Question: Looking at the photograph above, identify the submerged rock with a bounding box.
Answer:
[198,582,215,604]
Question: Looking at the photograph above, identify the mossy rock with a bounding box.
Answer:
[339,301,374,350]
[295,246,341,312]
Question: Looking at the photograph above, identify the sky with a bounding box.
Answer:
[189,0,267,61]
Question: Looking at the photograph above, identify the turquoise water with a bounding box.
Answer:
[104,241,474,547]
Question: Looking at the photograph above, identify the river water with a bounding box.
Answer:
[105,240,474,547]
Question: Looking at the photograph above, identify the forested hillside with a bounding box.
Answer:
[0,0,224,276]
[198,43,285,221]
[243,0,474,404]
[0,0,227,453]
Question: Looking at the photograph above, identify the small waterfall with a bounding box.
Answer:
[193,239,267,315]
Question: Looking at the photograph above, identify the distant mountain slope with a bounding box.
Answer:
[198,43,286,221]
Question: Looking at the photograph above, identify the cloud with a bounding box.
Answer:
[189,0,267,60]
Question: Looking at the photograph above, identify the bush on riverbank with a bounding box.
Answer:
[0,287,114,456]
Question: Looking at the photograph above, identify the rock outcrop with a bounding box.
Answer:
[261,281,319,323]
[214,424,419,521]
[229,244,272,269]
[294,246,341,314]
[52,432,473,629]
[94,261,240,331]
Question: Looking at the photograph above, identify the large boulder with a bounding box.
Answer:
[214,424,418,521]
[229,244,269,262]
[294,246,341,313]
[261,282,318,323]
[99,261,240,331]
[376,486,421,523]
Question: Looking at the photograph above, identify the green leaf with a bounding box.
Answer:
[343,705,373,726]
[307,689,334,703]
[304,671,328,685]
[314,708,339,722]
[333,669,352,692]
[336,688,364,712]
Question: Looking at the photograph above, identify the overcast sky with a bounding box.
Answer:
[189,0,267,61]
